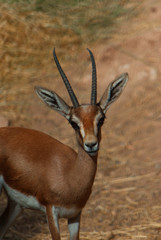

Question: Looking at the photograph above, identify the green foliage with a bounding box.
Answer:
[32,0,135,42]
[0,0,32,3]
[0,0,137,43]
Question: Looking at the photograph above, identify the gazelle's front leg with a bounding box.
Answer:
[68,212,81,240]
[46,205,60,240]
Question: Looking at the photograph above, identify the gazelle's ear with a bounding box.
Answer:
[35,86,71,120]
[99,73,128,114]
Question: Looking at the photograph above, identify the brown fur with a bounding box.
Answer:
[0,126,97,208]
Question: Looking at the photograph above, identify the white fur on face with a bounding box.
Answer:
[80,122,85,138]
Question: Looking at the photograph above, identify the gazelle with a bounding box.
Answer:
[0,48,128,240]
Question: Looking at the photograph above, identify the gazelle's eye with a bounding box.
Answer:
[70,121,80,131]
[97,117,105,127]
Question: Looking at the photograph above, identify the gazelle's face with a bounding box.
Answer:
[70,105,105,156]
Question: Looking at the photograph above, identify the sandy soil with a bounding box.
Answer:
[0,0,161,239]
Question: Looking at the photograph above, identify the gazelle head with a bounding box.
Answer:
[35,49,128,156]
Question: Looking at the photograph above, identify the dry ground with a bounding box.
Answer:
[0,0,161,239]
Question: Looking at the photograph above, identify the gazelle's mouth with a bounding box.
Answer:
[86,150,98,156]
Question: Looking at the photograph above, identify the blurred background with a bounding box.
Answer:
[0,0,161,239]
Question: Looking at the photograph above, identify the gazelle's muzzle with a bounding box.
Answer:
[83,139,99,155]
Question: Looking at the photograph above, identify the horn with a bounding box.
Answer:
[53,48,79,108]
[87,48,97,105]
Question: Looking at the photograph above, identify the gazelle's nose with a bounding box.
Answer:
[85,142,97,149]
[84,141,98,154]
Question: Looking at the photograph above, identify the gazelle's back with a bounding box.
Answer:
[0,127,76,164]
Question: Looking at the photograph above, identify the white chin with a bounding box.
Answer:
[87,151,97,156]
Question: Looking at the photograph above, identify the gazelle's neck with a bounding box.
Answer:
[77,143,98,186]
[66,143,97,208]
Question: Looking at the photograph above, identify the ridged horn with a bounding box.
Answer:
[87,48,97,105]
[53,48,79,108]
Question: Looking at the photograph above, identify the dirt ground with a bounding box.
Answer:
[0,0,161,239]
